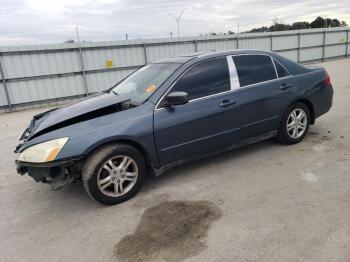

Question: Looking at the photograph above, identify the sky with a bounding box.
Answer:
[0,0,349,46]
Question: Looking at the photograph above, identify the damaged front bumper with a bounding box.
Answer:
[15,108,83,190]
[16,157,83,190]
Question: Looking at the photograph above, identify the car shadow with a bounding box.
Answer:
[40,138,286,208]
[142,138,283,192]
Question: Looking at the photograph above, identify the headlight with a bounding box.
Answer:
[17,137,69,163]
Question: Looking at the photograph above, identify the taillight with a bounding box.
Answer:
[324,71,331,86]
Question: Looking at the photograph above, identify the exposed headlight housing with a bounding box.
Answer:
[17,137,69,163]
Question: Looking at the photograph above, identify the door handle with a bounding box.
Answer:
[220,99,237,108]
[279,83,292,90]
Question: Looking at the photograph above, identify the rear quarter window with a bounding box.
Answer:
[232,55,277,87]
[273,59,291,78]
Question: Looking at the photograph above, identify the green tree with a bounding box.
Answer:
[331,19,341,27]
[269,23,291,32]
[291,22,310,30]
[249,26,269,33]
[222,16,346,34]
[341,21,348,27]
[310,16,325,28]
[310,17,342,28]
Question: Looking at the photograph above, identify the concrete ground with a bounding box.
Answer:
[0,58,349,262]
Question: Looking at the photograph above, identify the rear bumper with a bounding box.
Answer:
[314,84,333,119]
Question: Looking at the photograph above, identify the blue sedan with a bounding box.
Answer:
[15,50,333,204]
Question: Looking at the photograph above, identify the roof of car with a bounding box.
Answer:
[152,49,277,64]
[151,53,204,64]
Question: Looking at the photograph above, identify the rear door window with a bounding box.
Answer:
[171,58,230,100]
[232,55,277,87]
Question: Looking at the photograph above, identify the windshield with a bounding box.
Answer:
[110,63,181,105]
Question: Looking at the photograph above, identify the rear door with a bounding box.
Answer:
[230,54,295,139]
[153,57,241,165]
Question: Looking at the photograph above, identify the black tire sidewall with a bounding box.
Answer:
[86,145,146,205]
[279,102,310,144]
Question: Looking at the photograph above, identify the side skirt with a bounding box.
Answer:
[152,130,278,176]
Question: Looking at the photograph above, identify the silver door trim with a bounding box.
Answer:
[271,57,292,77]
[226,56,240,90]
[271,56,278,78]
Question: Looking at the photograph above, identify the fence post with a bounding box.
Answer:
[237,34,240,49]
[76,46,89,96]
[75,27,89,97]
[194,39,198,52]
[297,33,301,62]
[0,54,12,111]
[270,33,273,51]
[143,43,148,64]
[322,29,326,62]
[346,29,349,58]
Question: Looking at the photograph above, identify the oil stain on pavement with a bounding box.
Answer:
[114,200,222,262]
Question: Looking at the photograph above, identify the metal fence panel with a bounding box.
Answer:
[7,75,85,104]
[83,46,145,71]
[326,31,347,45]
[2,51,81,79]
[325,44,347,58]
[300,47,323,62]
[0,83,7,106]
[276,49,298,61]
[273,35,298,51]
[86,69,137,93]
[240,37,271,50]
[348,31,350,55]
[147,42,195,62]
[0,27,349,110]
[300,33,324,48]
[197,39,237,52]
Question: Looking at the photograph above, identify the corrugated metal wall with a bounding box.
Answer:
[0,83,7,106]
[0,27,349,111]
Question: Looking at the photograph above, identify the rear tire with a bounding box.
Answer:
[82,143,146,205]
[278,102,310,145]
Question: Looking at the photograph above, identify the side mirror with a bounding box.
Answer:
[164,91,189,107]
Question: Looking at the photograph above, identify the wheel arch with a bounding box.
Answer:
[284,98,315,125]
[82,138,156,171]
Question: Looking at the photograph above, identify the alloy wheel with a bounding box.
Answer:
[97,155,138,197]
[286,108,307,139]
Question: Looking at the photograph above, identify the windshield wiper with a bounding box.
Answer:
[121,99,138,109]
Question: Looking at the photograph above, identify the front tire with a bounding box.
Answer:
[82,144,146,205]
[278,102,310,145]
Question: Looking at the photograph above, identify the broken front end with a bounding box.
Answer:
[15,109,82,190]
[14,93,136,190]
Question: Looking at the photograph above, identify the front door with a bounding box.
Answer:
[153,57,241,165]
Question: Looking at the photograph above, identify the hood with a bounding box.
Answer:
[28,92,132,139]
